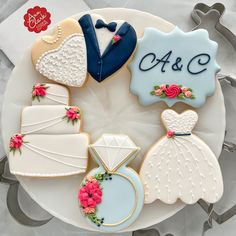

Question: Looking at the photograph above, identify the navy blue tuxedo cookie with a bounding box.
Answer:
[79,14,137,82]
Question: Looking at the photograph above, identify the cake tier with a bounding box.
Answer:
[21,105,81,134]
[32,83,69,105]
[9,134,89,177]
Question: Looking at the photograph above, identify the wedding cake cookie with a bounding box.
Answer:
[9,83,89,177]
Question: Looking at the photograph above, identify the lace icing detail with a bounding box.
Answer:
[161,110,198,133]
[36,34,87,87]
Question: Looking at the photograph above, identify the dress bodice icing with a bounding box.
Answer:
[161,109,198,133]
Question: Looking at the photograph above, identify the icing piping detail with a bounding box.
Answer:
[36,33,87,87]
[79,173,112,227]
[23,143,87,169]
[150,84,195,99]
[42,25,62,44]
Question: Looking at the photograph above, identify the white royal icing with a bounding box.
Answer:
[21,105,81,134]
[35,34,87,87]
[140,110,223,204]
[91,14,124,55]
[32,83,69,106]
[91,134,138,172]
[9,134,89,177]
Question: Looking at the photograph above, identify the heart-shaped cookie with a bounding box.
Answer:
[32,19,87,87]
[79,14,137,82]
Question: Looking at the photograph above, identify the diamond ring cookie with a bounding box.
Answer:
[9,83,89,177]
[140,109,224,204]
[32,19,87,87]
[78,134,144,232]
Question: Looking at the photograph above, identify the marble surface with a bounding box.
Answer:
[0,0,236,235]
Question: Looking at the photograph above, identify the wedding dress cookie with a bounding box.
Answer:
[32,83,69,105]
[78,134,144,232]
[140,110,223,204]
[32,19,87,87]
[79,14,137,82]
[9,134,89,177]
[129,27,220,107]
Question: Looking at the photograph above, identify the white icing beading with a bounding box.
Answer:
[140,110,223,204]
[161,109,198,133]
[36,34,87,87]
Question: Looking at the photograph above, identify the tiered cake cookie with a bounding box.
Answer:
[9,83,89,177]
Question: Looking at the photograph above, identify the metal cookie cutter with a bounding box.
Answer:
[192,4,236,235]
[192,3,236,87]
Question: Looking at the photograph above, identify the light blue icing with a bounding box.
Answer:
[129,27,220,107]
[81,146,144,232]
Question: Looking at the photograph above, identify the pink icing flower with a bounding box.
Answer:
[167,130,175,138]
[160,84,167,91]
[9,134,24,149]
[165,84,181,98]
[184,91,192,98]
[32,83,47,97]
[181,87,188,93]
[155,89,163,96]
[78,177,103,209]
[112,35,121,44]
[65,106,80,121]
[83,207,95,214]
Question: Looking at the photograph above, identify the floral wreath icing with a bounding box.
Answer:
[78,134,144,232]
[139,109,224,204]
[129,27,220,107]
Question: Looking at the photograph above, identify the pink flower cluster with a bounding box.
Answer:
[9,134,23,150]
[32,83,47,97]
[112,35,121,44]
[167,130,175,138]
[152,84,194,99]
[66,106,81,121]
[78,177,102,214]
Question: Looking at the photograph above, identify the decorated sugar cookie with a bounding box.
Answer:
[79,14,137,82]
[140,109,223,204]
[9,134,89,177]
[78,134,144,232]
[32,19,87,87]
[129,27,220,107]
[9,83,89,177]
[31,83,69,105]
[21,105,81,134]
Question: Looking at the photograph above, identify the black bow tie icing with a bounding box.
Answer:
[95,19,117,32]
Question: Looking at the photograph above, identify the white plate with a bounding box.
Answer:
[1,8,225,232]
